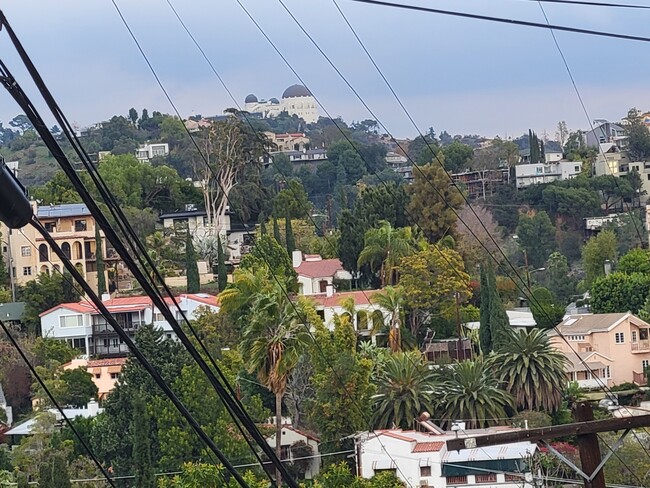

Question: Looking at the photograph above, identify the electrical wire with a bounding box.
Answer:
[521,0,650,8]
[0,317,117,488]
[348,0,650,43]
[598,432,648,487]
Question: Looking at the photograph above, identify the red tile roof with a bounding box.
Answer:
[309,290,379,308]
[87,357,128,368]
[294,258,344,279]
[412,441,445,453]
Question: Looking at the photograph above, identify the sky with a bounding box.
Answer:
[0,0,649,140]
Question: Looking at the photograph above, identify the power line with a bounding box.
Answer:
[522,0,650,8]
[347,0,650,43]
[0,317,117,487]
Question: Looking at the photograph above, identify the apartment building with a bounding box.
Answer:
[1,203,117,292]
[39,293,219,358]
[515,161,582,189]
[135,142,169,162]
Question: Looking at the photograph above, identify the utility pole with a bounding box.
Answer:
[523,248,531,290]
[455,292,464,361]
[574,402,605,488]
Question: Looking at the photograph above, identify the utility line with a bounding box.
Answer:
[347,0,650,43]
[521,0,650,8]
[0,317,117,488]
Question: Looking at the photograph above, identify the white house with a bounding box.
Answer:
[292,251,352,295]
[266,421,321,479]
[515,161,582,188]
[135,142,169,162]
[465,309,536,331]
[5,400,102,438]
[358,425,536,488]
[40,293,219,358]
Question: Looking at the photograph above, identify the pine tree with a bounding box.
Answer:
[185,232,200,294]
[273,216,282,244]
[285,211,296,254]
[479,263,492,354]
[95,226,106,296]
[132,393,155,488]
[217,236,227,292]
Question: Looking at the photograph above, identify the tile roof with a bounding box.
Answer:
[87,357,128,368]
[309,290,380,308]
[37,203,92,219]
[294,258,344,279]
[550,313,637,335]
[412,441,445,453]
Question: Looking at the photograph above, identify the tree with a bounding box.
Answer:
[372,351,436,429]
[590,272,650,314]
[59,368,98,407]
[434,358,514,429]
[132,393,155,488]
[624,108,650,161]
[273,180,311,220]
[37,452,70,488]
[239,234,297,290]
[240,285,314,487]
[618,248,650,275]
[442,140,474,173]
[491,329,567,412]
[582,230,618,287]
[544,252,576,304]
[95,226,106,296]
[358,221,414,286]
[273,216,282,244]
[128,107,138,125]
[398,245,471,337]
[216,237,228,292]
[338,210,365,278]
[370,286,405,352]
[530,286,566,330]
[19,273,81,334]
[185,232,200,293]
[516,211,556,269]
[354,183,409,229]
[406,163,464,242]
[479,264,492,354]
[285,214,296,255]
[479,262,509,353]
[556,121,569,148]
[455,205,505,271]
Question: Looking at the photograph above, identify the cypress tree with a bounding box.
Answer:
[217,237,227,292]
[132,393,155,488]
[273,216,282,244]
[259,211,267,235]
[285,211,296,254]
[540,139,546,163]
[185,232,200,293]
[528,129,533,163]
[38,452,71,488]
[488,264,510,351]
[479,263,492,354]
[95,226,106,296]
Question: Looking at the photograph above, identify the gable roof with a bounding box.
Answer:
[412,441,445,453]
[294,258,345,279]
[310,290,379,308]
[550,313,635,336]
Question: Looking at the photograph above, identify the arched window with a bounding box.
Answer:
[40,265,49,275]
[61,242,71,259]
[75,262,84,275]
[73,241,83,260]
[357,311,368,331]
[53,264,61,273]
[372,310,385,332]
[39,244,49,262]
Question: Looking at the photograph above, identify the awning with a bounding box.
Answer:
[419,459,431,467]
[566,361,606,373]
[372,459,395,470]
[442,459,524,477]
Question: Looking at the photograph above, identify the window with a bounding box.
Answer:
[95,373,101,379]
[111,338,119,348]
[22,266,32,276]
[72,338,84,350]
[420,466,432,477]
[110,372,120,380]
[606,366,611,378]
[43,221,56,232]
[38,244,48,262]
[475,474,497,483]
[574,166,580,172]
[536,167,543,174]
[20,246,31,256]
[153,313,164,322]
[569,335,585,341]
[633,331,638,343]
[615,332,625,344]
[446,475,467,485]
[74,220,87,232]
[60,315,83,328]
[505,474,523,482]
[643,360,650,371]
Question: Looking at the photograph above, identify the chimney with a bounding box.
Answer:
[326,284,334,298]
[101,293,111,302]
[292,250,303,268]
[87,399,99,416]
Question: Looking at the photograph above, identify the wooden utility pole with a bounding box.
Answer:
[573,402,605,488]
[455,292,464,361]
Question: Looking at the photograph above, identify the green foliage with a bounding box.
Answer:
[479,262,509,353]
[19,273,81,334]
[313,462,406,487]
[37,451,70,488]
[273,179,311,219]
[185,233,200,294]
[491,328,567,412]
[406,162,464,242]
[372,351,436,429]
[582,230,618,287]
[239,234,297,291]
[95,226,106,296]
[273,216,281,244]
[624,108,650,161]
[133,393,155,488]
[590,272,650,314]
[59,368,98,407]
[216,237,227,292]
[618,248,650,275]
[544,252,576,304]
[355,183,409,229]
[516,211,556,269]
[285,213,296,254]
[358,221,414,286]
[338,210,364,276]
[442,140,474,172]
[479,264,492,354]
[158,462,267,488]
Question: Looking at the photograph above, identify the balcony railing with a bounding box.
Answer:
[631,340,650,352]
[634,371,647,386]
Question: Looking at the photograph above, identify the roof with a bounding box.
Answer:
[282,84,312,99]
[37,203,92,219]
[549,313,635,336]
[442,441,536,463]
[159,209,207,220]
[0,302,25,322]
[565,351,612,373]
[310,290,380,308]
[87,357,128,368]
[465,309,536,330]
[294,258,344,279]
[5,405,103,436]
[284,425,320,443]
[245,94,258,103]
[412,441,445,453]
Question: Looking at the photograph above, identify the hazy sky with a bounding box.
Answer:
[0,0,648,139]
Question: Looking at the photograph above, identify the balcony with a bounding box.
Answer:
[634,371,647,386]
[631,340,650,352]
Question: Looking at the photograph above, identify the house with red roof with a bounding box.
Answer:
[292,250,352,295]
[40,293,219,358]
[358,420,536,487]
[63,357,128,399]
[265,419,321,479]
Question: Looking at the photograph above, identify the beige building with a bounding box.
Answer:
[63,357,127,400]
[1,203,114,291]
[549,313,650,388]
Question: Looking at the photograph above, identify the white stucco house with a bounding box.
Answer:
[358,424,536,488]
[135,142,169,162]
[266,421,321,479]
[39,293,219,358]
[292,251,352,295]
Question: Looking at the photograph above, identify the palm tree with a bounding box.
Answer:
[370,286,405,352]
[490,328,568,413]
[357,221,414,286]
[218,267,273,318]
[434,358,514,429]
[373,351,437,429]
[240,285,313,487]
